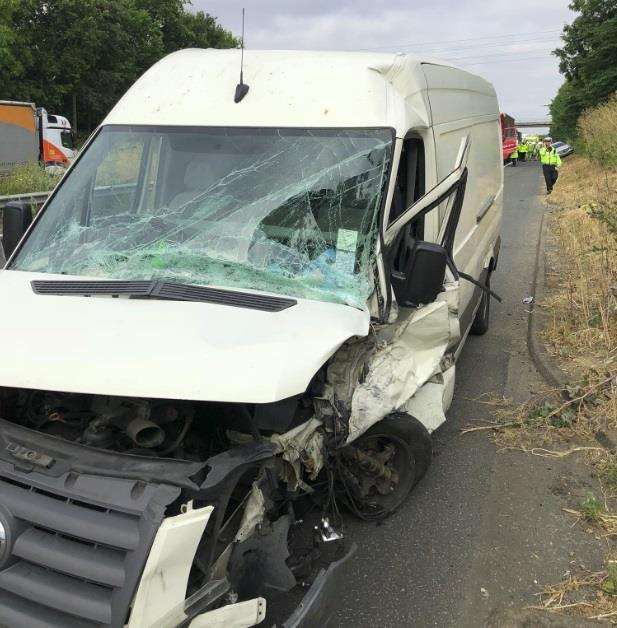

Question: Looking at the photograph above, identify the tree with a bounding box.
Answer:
[551,0,617,140]
[0,1,20,79]
[549,81,586,143]
[0,0,238,133]
[135,0,237,51]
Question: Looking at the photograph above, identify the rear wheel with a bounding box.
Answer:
[336,413,431,521]
[470,272,491,336]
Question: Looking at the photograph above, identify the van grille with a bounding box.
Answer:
[0,472,179,627]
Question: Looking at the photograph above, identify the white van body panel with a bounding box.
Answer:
[0,49,501,429]
[421,63,503,331]
[0,270,369,403]
[103,49,433,136]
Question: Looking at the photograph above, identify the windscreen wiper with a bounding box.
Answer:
[30,279,297,312]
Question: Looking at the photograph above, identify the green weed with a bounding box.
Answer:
[602,563,617,596]
[581,493,604,521]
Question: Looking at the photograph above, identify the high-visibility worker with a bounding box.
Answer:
[518,141,528,161]
[539,136,562,194]
[531,141,541,161]
[510,144,519,167]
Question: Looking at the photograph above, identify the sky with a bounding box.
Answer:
[193,0,576,123]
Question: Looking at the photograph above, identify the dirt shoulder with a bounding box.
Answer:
[486,152,617,624]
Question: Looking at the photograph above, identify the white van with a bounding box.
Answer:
[0,50,502,627]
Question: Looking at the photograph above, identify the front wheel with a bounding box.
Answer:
[336,413,431,521]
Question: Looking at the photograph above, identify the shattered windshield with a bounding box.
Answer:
[12,125,393,307]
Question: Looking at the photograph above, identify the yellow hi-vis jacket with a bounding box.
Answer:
[510,146,519,158]
[539,146,562,167]
[518,143,528,153]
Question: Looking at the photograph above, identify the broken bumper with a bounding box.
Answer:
[282,544,356,628]
[0,420,352,627]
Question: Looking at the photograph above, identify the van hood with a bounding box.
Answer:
[0,271,370,403]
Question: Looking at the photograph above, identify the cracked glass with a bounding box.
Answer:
[12,126,393,307]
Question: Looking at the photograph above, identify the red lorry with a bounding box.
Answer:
[500,113,518,162]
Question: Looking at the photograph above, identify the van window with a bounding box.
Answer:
[60,130,74,150]
[389,138,425,230]
[92,134,146,216]
[390,138,425,274]
[12,125,394,308]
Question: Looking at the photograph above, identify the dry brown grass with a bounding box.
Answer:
[534,565,617,621]
[505,102,617,621]
[543,205,617,371]
[460,100,617,622]
[541,146,617,431]
[578,96,617,170]
[550,154,617,211]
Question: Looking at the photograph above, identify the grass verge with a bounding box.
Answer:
[0,162,61,196]
[465,99,617,620]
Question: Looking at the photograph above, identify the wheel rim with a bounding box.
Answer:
[337,432,416,520]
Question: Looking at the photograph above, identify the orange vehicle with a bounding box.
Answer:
[0,100,75,175]
[500,113,518,163]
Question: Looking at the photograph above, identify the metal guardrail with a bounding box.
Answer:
[0,191,50,212]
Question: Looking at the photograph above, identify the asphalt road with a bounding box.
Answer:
[333,161,604,627]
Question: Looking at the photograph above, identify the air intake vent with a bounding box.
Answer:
[152,282,296,311]
[31,280,152,297]
[31,280,297,312]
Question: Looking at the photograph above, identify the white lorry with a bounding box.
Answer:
[0,100,76,175]
[0,49,502,627]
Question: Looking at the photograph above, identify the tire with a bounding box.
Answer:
[470,272,491,336]
[338,413,432,520]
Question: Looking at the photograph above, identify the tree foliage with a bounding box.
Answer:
[0,0,238,133]
[551,0,617,141]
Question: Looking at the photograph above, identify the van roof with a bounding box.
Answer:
[104,49,496,136]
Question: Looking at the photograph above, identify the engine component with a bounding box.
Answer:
[340,443,398,496]
[126,417,166,449]
[83,417,116,448]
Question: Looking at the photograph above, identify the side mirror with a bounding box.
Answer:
[391,241,448,307]
[1,201,33,261]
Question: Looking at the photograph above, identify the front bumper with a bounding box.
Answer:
[282,544,356,628]
[0,419,352,627]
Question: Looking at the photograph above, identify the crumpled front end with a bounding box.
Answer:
[319,277,460,444]
[0,402,350,628]
[0,272,459,627]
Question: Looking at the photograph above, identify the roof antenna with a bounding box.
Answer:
[234,8,249,103]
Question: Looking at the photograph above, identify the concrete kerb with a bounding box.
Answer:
[526,195,571,393]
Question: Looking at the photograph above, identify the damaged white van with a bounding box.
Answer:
[0,49,502,627]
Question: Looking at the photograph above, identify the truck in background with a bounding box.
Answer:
[38,107,75,167]
[500,112,518,163]
[0,100,76,176]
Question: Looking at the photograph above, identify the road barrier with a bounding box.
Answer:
[0,191,50,213]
